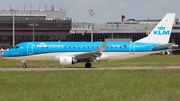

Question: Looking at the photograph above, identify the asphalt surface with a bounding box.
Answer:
[0,66,180,71]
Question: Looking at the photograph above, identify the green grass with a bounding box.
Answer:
[0,55,180,68]
[0,70,180,101]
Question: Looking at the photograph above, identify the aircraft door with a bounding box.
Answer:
[27,43,33,55]
[129,43,135,54]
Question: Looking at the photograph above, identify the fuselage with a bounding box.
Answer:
[2,42,169,61]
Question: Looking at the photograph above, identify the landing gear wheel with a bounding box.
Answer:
[23,65,27,69]
[85,62,92,68]
[22,60,27,69]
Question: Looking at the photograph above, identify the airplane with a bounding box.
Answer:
[1,13,177,68]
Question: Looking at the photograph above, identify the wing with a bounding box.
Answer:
[75,41,108,62]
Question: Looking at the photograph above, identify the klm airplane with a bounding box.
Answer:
[2,13,176,68]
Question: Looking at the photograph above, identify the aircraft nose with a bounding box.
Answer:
[1,52,8,57]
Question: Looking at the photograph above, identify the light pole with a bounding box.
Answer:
[111,22,113,42]
[13,14,15,47]
[88,8,95,42]
[28,23,38,42]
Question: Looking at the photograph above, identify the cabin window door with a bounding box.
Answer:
[27,43,33,54]
[129,43,135,54]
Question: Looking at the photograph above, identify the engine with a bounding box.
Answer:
[59,56,78,65]
[164,51,170,55]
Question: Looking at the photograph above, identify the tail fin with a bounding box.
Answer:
[136,13,175,43]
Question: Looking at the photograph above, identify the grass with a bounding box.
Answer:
[0,70,180,101]
[0,55,180,68]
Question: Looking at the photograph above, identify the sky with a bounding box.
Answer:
[0,0,179,22]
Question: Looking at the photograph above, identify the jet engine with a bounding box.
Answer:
[59,56,78,65]
[164,51,170,55]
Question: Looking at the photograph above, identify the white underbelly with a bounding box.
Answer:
[3,51,163,62]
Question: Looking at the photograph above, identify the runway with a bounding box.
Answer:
[0,66,180,71]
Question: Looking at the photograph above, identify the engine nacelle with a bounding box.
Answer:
[164,51,170,55]
[59,56,78,65]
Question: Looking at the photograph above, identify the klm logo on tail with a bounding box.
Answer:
[154,25,170,35]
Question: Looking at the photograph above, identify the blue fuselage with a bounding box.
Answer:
[2,42,168,57]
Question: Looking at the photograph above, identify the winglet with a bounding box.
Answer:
[97,41,108,52]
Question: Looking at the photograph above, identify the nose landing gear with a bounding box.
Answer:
[21,60,27,69]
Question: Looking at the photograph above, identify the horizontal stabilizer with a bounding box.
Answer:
[152,43,174,49]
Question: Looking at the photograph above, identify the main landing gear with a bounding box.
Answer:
[21,60,27,69]
[23,64,27,68]
[85,62,92,68]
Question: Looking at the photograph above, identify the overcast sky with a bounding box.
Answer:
[0,0,179,22]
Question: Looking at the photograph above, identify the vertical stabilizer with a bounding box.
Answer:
[136,13,175,43]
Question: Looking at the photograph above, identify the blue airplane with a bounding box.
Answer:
[1,13,176,68]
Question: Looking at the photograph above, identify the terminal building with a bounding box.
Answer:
[71,17,180,54]
[0,5,71,48]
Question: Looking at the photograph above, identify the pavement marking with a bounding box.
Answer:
[0,66,180,71]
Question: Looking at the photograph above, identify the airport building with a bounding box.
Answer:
[0,5,71,48]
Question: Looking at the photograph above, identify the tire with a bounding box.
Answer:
[85,63,91,68]
[23,65,27,69]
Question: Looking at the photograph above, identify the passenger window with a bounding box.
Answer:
[69,47,71,49]
[60,47,62,49]
[42,47,44,49]
[92,47,94,49]
[111,47,113,49]
[106,47,108,49]
[51,47,53,49]
[78,47,80,49]
[97,47,98,49]
[88,47,89,49]
[46,47,48,49]
[120,47,122,49]
[73,47,75,49]
[64,47,66,49]
[55,47,57,49]
[37,47,39,49]
[115,47,117,49]
[83,47,85,49]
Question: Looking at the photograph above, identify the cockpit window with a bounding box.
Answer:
[15,46,19,49]
[12,46,19,49]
